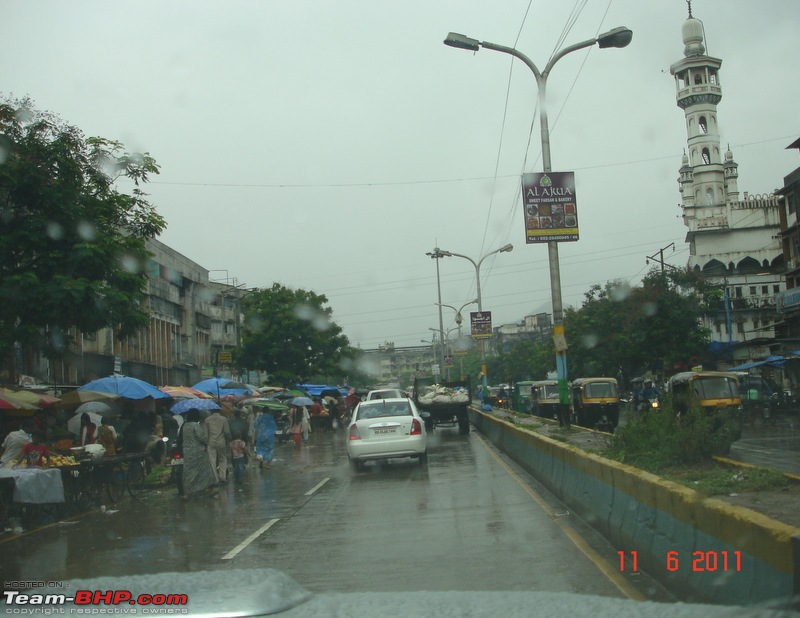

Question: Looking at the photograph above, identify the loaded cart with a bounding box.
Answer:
[412,377,471,435]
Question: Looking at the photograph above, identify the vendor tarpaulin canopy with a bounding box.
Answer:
[191,378,256,398]
[0,388,60,408]
[58,390,121,407]
[80,375,169,400]
[728,355,787,371]
[159,386,214,400]
[240,398,290,411]
[0,393,38,410]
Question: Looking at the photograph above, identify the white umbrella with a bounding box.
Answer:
[67,411,104,436]
[75,401,117,417]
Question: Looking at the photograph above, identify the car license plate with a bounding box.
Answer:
[275,429,283,435]
[374,428,396,435]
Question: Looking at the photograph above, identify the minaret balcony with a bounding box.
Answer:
[676,85,722,109]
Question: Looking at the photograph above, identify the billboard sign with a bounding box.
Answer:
[470,311,493,339]
[521,171,579,243]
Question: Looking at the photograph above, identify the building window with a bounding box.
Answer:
[699,116,708,133]
[762,286,768,295]
[735,287,742,298]
[749,286,756,295]
[702,148,711,164]
[736,321,744,334]
[774,285,780,294]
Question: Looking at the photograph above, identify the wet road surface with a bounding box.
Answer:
[0,426,672,601]
[727,415,800,476]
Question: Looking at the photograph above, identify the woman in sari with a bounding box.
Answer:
[253,410,277,469]
[180,408,219,500]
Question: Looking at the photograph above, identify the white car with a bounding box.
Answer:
[366,388,405,400]
[346,398,428,471]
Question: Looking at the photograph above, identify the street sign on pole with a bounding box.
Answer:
[219,352,232,364]
[521,172,579,243]
[470,311,493,338]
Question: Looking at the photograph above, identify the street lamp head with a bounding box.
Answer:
[597,27,633,49]
[500,243,513,253]
[444,32,481,52]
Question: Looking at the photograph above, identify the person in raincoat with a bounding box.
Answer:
[253,409,277,469]
[180,408,219,500]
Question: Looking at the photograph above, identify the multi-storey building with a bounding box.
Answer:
[494,313,552,353]
[775,140,800,363]
[670,9,783,364]
[33,239,244,387]
[360,343,436,386]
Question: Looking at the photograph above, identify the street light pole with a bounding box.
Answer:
[438,244,513,389]
[436,299,478,380]
[426,248,448,380]
[444,26,632,423]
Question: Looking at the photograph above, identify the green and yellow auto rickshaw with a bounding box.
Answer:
[570,377,620,432]
[512,381,535,414]
[665,371,743,449]
[531,380,560,419]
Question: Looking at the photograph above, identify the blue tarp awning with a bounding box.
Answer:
[728,355,787,371]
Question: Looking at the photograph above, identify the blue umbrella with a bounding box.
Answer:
[171,398,221,415]
[291,396,314,407]
[192,377,256,398]
[79,375,170,400]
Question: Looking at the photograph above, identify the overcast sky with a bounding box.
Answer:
[3,0,798,352]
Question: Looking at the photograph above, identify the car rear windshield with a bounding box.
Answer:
[369,390,400,399]
[358,401,412,419]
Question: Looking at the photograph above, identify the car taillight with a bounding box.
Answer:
[349,425,361,440]
[411,418,422,435]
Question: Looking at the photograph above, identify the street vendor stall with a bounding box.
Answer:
[0,466,65,504]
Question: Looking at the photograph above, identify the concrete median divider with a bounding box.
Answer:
[470,407,800,606]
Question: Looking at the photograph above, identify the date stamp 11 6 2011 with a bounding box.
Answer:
[618,550,743,573]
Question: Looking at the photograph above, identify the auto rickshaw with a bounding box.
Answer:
[531,380,560,419]
[570,377,620,431]
[512,381,535,414]
[665,371,743,448]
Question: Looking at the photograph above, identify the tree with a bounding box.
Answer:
[564,270,710,381]
[0,97,166,364]
[238,283,354,386]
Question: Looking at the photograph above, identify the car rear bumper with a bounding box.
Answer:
[347,436,426,461]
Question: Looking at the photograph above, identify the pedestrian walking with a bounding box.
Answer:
[253,410,277,469]
[301,406,311,441]
[181,408,219,500]
[288,405,303,447]
[205,407,231,484]
[229,431,247,484]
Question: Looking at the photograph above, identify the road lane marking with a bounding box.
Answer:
[474,433,646,601]
[305,477,330,496]
[222,518,280,560]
